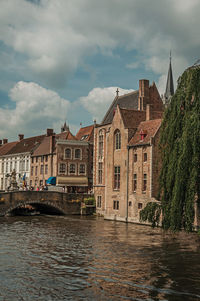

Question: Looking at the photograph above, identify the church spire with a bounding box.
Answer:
[165,51,174,100]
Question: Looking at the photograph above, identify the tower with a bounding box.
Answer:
[162,52,174,106]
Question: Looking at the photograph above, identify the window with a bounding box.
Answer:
[114,166,120,190]
[144,153,147,162]
[75,149,81,159]
[98,162,103,184]
[31,157,34,163]
[31,166,34,176]
[143,174,147,192]
[45,155,48,162]
[97,196,102,208]
[59,163,66,174]
[45,164,48,174]
[113,200,119,210]
[134,153,137,162]
[14,161,17,171]
[65,148,71,159]
[40,165,44,175]
[98,131,103,158]
[10,161,12,172]
[1,178,3,189]
[138,203,143,209]
[41,156,44,163]
[6,162,8,173]
[22,159,25,171]
[36,157,38,163]
[79,164,85,174]
[133,174,137,191]
[115,130,121,150]
[2,162,4,173]
[35,166,38,176]
[69,163,75,174]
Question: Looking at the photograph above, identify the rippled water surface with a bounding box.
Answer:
[0,215,200,301]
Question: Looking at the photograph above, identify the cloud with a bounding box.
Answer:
[0,81,70,139]
[79,87,134,122]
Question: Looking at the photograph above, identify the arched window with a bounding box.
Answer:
[70,163,76,174]
[75,149,81,159]
[65,148,71,159]
[115,130,121,150]
[59,163,66,174]
[79,164,85,174]
[98,130,103,158]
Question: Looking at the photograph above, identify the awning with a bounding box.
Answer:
[46,177,56,185]
[57,176,88,186]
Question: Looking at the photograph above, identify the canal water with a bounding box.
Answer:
[0,216,200,301]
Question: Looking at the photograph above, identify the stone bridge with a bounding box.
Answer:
[0,191,94,216]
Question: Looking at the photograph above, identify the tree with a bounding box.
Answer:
[140,65,200,231]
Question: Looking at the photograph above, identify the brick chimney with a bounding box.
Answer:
[18,134,24,141]
[138,79,149,111]
[3,139,8,144]
[46,128,54,137]
[0,140,2,146]
[146,104,152,121]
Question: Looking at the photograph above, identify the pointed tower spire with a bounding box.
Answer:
[165,51,174,99]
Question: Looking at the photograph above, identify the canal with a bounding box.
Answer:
[0,215,200,301]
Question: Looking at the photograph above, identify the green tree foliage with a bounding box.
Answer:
[140,66,200,231]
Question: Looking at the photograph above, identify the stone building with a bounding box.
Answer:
[93,79,164,223]
[56,125,94,192]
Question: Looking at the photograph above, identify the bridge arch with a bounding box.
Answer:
[5,200,66,216]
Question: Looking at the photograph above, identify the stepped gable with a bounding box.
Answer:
[101,90,139,125]
[0,141,19,156]
[119,108,146,129]
[6,135,45,155]
[76,125,94,142]
[129,119,162,146]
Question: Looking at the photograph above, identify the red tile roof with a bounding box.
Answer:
[6,135,45,155]
[129,119,162,146]
[76,125,94,142]
[56,131,77,141]
[119,108,146,129]
[0,141,19,156]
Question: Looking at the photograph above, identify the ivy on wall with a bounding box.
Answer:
[140,66,200,231]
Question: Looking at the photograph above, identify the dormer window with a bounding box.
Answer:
[140,129,147,141]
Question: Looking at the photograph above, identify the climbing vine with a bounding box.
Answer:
[140,66,200,231]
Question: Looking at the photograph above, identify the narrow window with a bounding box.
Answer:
[144,153,147,162]
[98,131,103,158]
[143,174,147,192]
[45,155,48,162]
[98,163,103,184]
[40,165,44,175]
[134,153,137,163]
[115,130,121,150]
[31,166,34,176]
[113,200,119,210]
[36,157,38,163]
[45,164,48,174]
[114,166,120,189]
[75,149,81,159]
[97,196,102,208]
[41,156,44,163]
[69,163,75,174]
[31,157,34,163]
[35,166,38,176]
[138,203,143,209]
[133,174,137,191]
[79,164,85,174]
[59,163,66,174]
[65,148,71,159]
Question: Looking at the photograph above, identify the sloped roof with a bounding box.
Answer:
[119,108,146,129]
[129,119,162,146]
[0,141,19,156]
[101,90,139,125]
[56,131,77,141]
[76,125,94,142]
[6,135,45,155]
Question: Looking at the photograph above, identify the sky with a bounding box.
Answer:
[0,0,199,141]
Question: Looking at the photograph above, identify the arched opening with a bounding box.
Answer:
[7,202,65,216]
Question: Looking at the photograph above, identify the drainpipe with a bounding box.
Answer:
[126,145,130,222]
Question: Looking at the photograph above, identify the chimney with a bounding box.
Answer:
[146,104,152,121]
[46,128,54,136]
[50,134,56,153]
[0,140,2,146]
[138,79,149,110]
[3,139,8,145]
[18,134,24,141]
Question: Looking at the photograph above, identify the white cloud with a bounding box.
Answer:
[79,87,134,123]
[0,81,70,139]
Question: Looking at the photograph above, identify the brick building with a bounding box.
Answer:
[56,125,94,192]
[93,79,164,223]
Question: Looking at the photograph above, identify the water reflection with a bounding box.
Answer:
[0,216,200,301]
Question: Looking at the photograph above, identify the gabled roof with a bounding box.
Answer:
[129,119,162,146]
[76,125,94,142]
[56,131,77,141]
[6,135,45,155]
[101,90,139,125]
[119,108,146,129]
[0,141,19,156]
